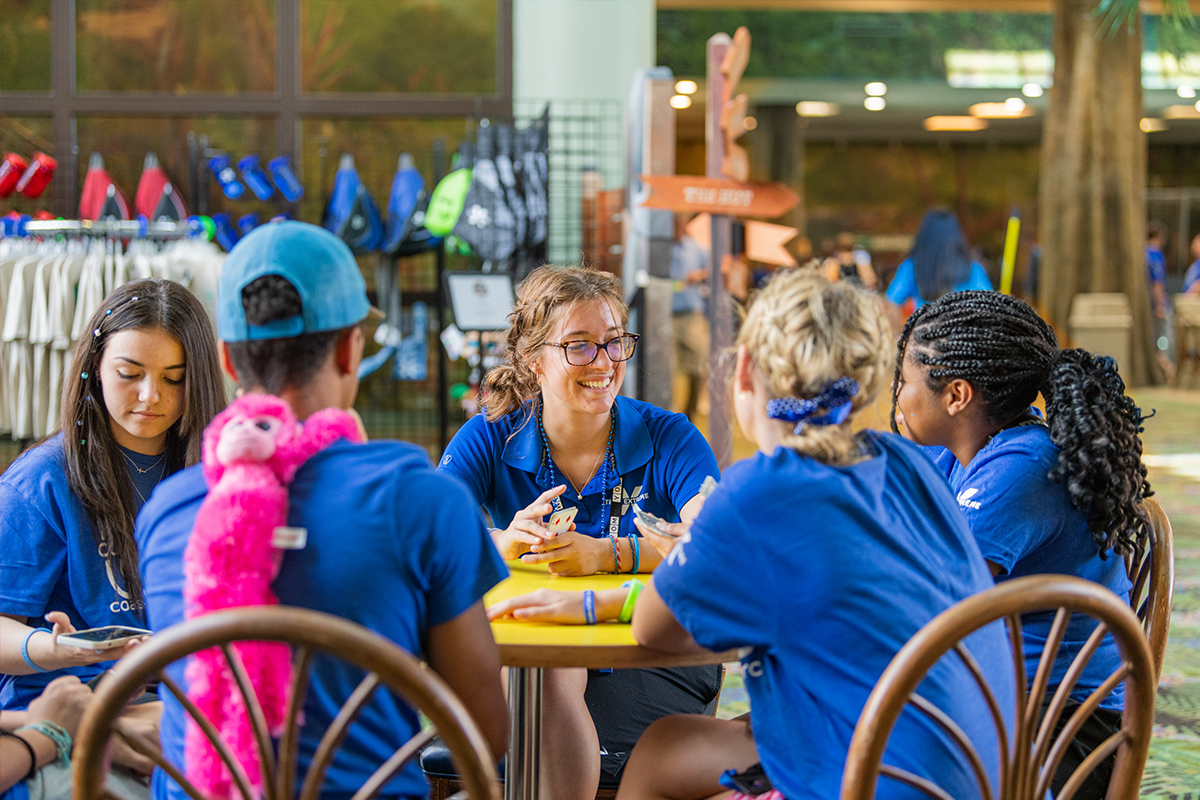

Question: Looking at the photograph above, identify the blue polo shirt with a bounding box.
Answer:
[136,438,507,800]
[931,423,1130,711]
[885,259,992,308]
[0,434,145,710]
[654,432,1012,800]
[1184,259,1200,293]
[438,395,719,538]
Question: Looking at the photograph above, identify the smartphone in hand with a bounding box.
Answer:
[56,625,152,651]
[633,504,679,539]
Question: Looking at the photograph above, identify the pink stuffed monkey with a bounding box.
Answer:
[183,393,362,798]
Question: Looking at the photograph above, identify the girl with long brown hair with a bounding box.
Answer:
[0,278,224,711]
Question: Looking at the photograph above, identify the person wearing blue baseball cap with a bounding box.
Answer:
[134,221,508,800]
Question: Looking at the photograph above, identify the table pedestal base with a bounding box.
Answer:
[506,666,543,800]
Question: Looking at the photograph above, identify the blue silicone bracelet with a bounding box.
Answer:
[628,533,641,574]
[21,628,51,673]
[583,590,597,625]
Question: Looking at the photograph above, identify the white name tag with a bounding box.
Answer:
[272,526,308,550]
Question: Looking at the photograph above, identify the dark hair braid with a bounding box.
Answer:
[892,290,1150,557]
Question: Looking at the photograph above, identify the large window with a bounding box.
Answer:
[0,0,512,219]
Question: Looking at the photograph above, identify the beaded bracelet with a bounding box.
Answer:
[609,535,621,573]
[21,628,51,673]
[1,730,39,781]
[619,579,644,623]
[17,720,72,764]
[582,590,597,625]
[627,533,641,574]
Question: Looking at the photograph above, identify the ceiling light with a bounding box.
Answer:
[1164,104,1200,118]
[1141,118,1167,132]
[1022,83,1044,98]
[1004,97,1026,112]
[969,101,1032,118]
[669,94,692,110]
[864,96,886,111]
[1178,85,1196,98]
[675,80,698,95]
[796,101,838,117]
[743,116,758,131]
[865,82,887,96]
[924,116,989,132]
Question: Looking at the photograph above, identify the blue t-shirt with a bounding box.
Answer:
[438,395,719,540]
[0,434,146,710]
[931,424,1130,711]
[1146,245,1166,287]
[653,433,1013,800]
[136,438,507,800]
[885,258,992,308]
[1184,259,1200,293]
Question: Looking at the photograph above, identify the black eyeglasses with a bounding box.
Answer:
[542,333,640,366]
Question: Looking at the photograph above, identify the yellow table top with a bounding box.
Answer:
[486,560,734,669]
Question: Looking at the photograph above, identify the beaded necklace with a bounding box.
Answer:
[537,401,619,532]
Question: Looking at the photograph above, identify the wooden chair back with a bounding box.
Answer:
[1127,497,1174,681]
[841,575,1155,800]
[73,606,500,800]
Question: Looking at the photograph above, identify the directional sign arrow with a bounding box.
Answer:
[721,26,751,104]
[640,175,800,219]
[686,213,798,267]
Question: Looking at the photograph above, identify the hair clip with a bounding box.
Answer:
[80,439,86,445]
[131,296,138,301]
[81,372,89,379]
[76,420,83,427]
[93,328,101,337]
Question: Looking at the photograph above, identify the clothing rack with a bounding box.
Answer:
[10,217,196,240]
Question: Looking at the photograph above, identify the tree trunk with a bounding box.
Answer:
[1039,0,1158,385]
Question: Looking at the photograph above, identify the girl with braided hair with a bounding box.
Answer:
[439,265,722,800]
[892,289,1150,799]
[492,270,1012,800]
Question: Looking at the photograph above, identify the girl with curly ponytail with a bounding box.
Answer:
[891,289,1151,800]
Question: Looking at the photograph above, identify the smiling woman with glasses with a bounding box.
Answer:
[437,265,720,800]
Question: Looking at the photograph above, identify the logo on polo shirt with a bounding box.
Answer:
[956,487,982,510]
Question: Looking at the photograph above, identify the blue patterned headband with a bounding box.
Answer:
[765,377,859,434]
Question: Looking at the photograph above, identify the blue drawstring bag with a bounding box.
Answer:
[323,154,383,254]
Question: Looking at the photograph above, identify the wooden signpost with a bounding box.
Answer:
[640,175,799,219]
[637,25,802,467]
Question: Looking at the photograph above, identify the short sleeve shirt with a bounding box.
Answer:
[931,424,1130,710]
[137,438,507,800]
[654,433,1012,800]
[885,259,992,308]
[1184,259,1200,293]
[0,434,144,709]
[438,395,719,537]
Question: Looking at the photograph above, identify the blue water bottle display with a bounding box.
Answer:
[207,155,245,200]
[269,155,305,202]
[238,155,274,201]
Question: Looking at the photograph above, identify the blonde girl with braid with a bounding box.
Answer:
[491,270,1012,800]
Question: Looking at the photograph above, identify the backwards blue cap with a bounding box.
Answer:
[217,220,378,342]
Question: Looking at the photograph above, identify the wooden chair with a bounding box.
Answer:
[72,606,500,800]
[841,575,1156,800]
[1128,497,1175,681]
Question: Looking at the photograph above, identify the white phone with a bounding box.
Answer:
[56,625,152,651]
[547,506,579,535]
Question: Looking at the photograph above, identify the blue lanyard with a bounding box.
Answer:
[538,402,625,537]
